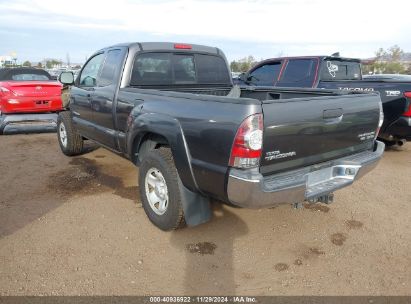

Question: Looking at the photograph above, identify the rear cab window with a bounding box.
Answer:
[320,59,362,81]
[277,59,318,87]
[173,54,196,83]
[129,52,231,87]
[196,54,231,84]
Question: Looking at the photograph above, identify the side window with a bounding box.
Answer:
[277,59,317,87]
[248,62,282,86]
[99,49,121,86]
[79,53,104,87]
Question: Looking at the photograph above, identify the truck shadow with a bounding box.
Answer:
[169,202,248,295]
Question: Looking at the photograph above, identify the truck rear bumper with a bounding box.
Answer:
[0,113,58,135]
[382,116,411,141]
[227,140,385,208]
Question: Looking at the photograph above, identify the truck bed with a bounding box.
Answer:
[122,85,380,178]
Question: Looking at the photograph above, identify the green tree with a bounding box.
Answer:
[389,45,403,61]
[22,61,31,67]
[230,61,240,72]
[46,59,62,69]
[230,55,258,73]
[364,45,406,74]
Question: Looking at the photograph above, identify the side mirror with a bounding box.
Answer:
[238,72,247,82]
[59,71,74,85]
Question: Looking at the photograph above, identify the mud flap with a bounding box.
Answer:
[177,178,211,227]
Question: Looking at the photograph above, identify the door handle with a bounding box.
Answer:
[323,108,343,119]
[323,108,343,124]
[86,87,95,98]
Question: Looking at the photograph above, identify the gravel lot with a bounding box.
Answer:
[0,133,410,296]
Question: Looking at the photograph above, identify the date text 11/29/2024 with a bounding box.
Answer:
[149,296,257,303]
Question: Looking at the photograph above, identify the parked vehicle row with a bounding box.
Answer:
[235,55,411,146]
[56,42,384,230]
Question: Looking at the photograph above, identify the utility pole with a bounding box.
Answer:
[11,51,17,67]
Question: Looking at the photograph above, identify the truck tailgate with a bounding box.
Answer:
[260,93,380,175]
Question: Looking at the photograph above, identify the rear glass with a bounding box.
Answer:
[196,54,230,84]
[174,54,196,83]
[321,60,361,81]
[0,68,51,81]
[11,74,50,81]
[130,52,230,86]
[277,59,317,87]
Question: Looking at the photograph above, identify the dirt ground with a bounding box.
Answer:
[0,133,410,296]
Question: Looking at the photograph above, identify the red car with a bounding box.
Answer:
[0,67,63,134]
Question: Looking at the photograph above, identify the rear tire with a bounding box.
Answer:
[139,147,186,231]
[381,139,396,147]
[57,111,84,156]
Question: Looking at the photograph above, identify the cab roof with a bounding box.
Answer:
[99,42,223,56]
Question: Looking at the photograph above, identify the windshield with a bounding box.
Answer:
[321,60,361,81]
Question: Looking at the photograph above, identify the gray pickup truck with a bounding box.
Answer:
[57,42,384,230]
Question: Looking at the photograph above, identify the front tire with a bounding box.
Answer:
[139,148,185,231]
[57,111,84,156]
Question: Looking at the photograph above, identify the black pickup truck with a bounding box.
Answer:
[57,42,384,230]
[236,56,411,146]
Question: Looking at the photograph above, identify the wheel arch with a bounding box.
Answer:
[126,113,199,192]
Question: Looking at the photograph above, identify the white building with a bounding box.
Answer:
[0,55,14,67]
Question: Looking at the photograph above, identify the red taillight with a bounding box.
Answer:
[0,87,16,104]
[0,87,8,114]
[403,92,411,117]
[0,87,10,95]
[229,114,263,168]
[0,87,17,97]
[174,43,192,50]
[375,101,384,137]
[0,87,10,105]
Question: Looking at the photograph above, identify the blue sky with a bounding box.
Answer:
[1,0,411,64]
